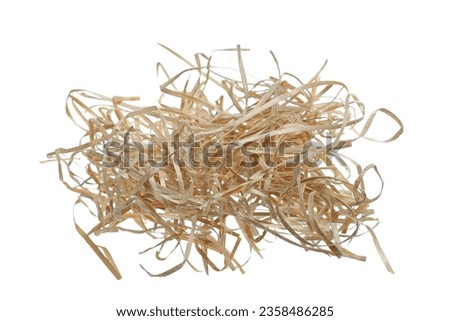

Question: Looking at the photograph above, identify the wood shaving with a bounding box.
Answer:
[46,45,403,279]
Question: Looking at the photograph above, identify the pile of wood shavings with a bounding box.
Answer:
[47,45,403,279]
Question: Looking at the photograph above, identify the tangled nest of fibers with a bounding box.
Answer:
[46,45,403,279]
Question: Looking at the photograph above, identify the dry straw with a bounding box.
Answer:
[47,45,403,279]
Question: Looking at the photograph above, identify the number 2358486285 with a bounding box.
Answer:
[258,306,333,317]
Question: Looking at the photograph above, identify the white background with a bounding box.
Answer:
[1,0,448,320]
